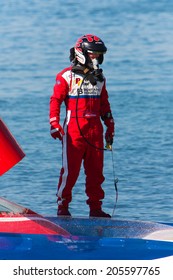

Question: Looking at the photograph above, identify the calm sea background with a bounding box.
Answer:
[0,0,173,223]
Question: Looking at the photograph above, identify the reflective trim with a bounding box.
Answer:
[66,110,71,125]
[57,123,68,201]
[51,128,59,134]
[50,117,57,123]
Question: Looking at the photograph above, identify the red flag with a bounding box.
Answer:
[0,118,25,176]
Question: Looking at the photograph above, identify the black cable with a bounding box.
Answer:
[111,147,119,217]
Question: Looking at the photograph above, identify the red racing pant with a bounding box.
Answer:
[57,113,105,211]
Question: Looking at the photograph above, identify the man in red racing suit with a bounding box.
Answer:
[49,34,114,218]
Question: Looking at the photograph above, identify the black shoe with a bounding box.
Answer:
[90,209,111,218]
[57,207,71,217]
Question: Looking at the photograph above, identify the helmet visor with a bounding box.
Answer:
[87,50,106,55]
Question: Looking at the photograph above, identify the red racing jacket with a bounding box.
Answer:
[50,66,112,125]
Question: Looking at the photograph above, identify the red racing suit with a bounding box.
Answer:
[50,66,114,211]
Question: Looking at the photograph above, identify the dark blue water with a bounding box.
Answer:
[0,0,173,222]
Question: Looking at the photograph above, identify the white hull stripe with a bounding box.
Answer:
[0,217,53,223]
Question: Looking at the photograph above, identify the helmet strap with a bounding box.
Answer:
[71,64,90,75]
